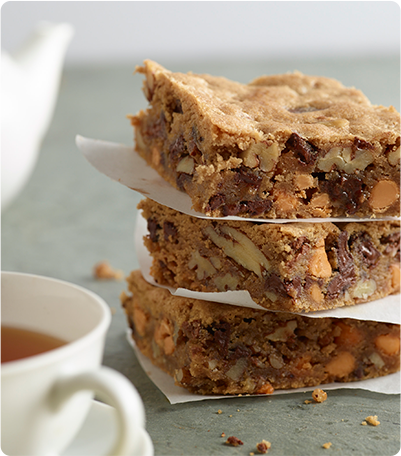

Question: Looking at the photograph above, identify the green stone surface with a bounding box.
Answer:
[2,58,400,456]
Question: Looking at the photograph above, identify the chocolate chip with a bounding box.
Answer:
[350,232,380,268]
[163,221,178,242]
[326,231,356,299]
[171,98,183,114]
[169,134,186,163]
[353,137,374,152]
[288,277,302,298]
[239,199,273,216]
[382,231,401,261]
[234,167,263,187]
[285,133,318,165]
[221,203,241,216]
[182,320,201,339]
[220,199,272,217]
[322,175,363,215]
[147,217,160,242]
[213,321,231,357]
[146,111,167,139]
[188,140,202,157]
[264,273,301,299]
[229,344,252,360]
[176,173,192,191]
[207,194,225,211]
[288,237,311,267]
[354,366,365,379]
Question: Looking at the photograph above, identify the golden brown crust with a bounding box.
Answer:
[132,61,400,219]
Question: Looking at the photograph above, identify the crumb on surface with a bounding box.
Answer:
[322,442,332,449]
[220,432,226,438]
[256,439,271,453]
[93,261,123,281]
[225,436,243,446]
[304,399,313,404]
[365,415,380,426]
[312,388,328,403]
[361,421,367,425]
[217,409,222,414]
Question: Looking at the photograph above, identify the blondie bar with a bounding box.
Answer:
[122,270,400,395]
[139,198,400,313]
[130,60,400,219]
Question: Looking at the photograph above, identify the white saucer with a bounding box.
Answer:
[62,400,153,456]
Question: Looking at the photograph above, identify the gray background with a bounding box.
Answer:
[2,1,400,64]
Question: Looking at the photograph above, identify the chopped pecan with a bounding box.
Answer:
[225,436,243,446]
[204,225,270,277]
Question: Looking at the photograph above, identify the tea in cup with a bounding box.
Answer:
[1,271,148,456]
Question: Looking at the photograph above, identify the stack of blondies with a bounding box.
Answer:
[121,61,400,395]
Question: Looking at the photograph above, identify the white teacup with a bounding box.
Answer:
[1,271,147,456]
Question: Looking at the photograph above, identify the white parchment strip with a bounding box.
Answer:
[126,331,400,404]
[76,135,399,224]
[135,212,401,324]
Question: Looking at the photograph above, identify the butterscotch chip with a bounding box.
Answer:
[132,60,400,219]
[121,270,400,396]
[369,180,400,210]
[312,388,328,403]
[93,261,123,280]
[325,352,356,377]
[139,198,400,313]
[375,333,400,356]
[390,263,401,290]
[365,415,380,426]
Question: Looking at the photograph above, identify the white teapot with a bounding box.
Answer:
[1,22,74,211]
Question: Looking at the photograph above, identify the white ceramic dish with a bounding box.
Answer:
[62,400,153,456]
